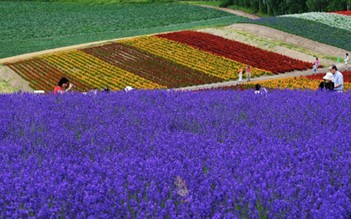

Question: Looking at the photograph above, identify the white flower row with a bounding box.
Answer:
[281,12,351,32]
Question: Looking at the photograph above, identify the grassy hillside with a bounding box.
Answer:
[0,2,246,59]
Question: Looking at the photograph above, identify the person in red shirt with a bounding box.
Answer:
[54,77,74,94]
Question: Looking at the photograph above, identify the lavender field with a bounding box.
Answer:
[0,90,350,218]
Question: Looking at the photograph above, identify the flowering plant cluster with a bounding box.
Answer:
[81,43,222,88]
[0,90,350,218]
[221,72,351,91]
[120,36,271,80]
[157,31,311,74]
[7,51,162,92]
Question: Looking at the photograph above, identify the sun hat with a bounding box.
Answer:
[323,72,334,81]
[124,86,133,92]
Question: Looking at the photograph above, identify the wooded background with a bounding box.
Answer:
[221,0,351,15]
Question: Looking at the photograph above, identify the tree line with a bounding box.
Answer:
[220,0,351,15]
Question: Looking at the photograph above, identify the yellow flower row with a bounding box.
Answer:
[119,36,271,81]
[42,50,164,90]
[248,77,351,90]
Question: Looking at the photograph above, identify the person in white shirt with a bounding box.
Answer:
[329,65,344,93]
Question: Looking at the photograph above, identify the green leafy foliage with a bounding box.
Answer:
[0,2,246,58]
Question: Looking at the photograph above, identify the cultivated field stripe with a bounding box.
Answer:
[43,51,163,90]
[157,31,311,74]
[81,43,223,88]
[6,59,69,91]
[119,36,271,80]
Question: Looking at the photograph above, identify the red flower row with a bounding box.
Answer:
[6,59,89,92]
[331,10,351,16]
[157,31,311,74]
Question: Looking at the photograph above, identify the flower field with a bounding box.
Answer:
[6,51,164,91]
[5,31,313,91]
[282,12,351,32]
[0,90,350,218]
[120,36,271,80]
[246,17,351,51]
[0,2,247,59]
[157,31,311,74]
[81,43,223,88]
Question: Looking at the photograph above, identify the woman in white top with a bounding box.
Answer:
[238,67,243,82]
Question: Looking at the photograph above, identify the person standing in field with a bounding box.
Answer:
[246,65,251,82]
[238,67,243,82]
[345,53,349,70]
[54,77,75,94]
[313,57,320,74]
[329,65,344,93]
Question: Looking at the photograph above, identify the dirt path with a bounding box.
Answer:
[0,65,32,92]
[175,63,346,91]
[196,5,260,20]
[228,24,347,58]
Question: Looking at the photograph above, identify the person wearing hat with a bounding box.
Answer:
[329,65,344,92]
[124,86,133,92]
[319,72,334,91]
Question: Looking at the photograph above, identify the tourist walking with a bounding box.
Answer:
[318,72,334,91]
[345,53,349,70]
[246,65,251,82]
[329,65,344,93]
[313,57,320,74]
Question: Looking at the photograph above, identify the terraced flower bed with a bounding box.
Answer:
[120,36,271,80]
[4,31,315,92]
[81,43,223,88]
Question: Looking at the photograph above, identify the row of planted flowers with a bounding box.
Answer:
[0,90,350,218]
[157,31,312,74]
[119,36,272,80]
[332,10,351,16]
[5,31,314,91]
